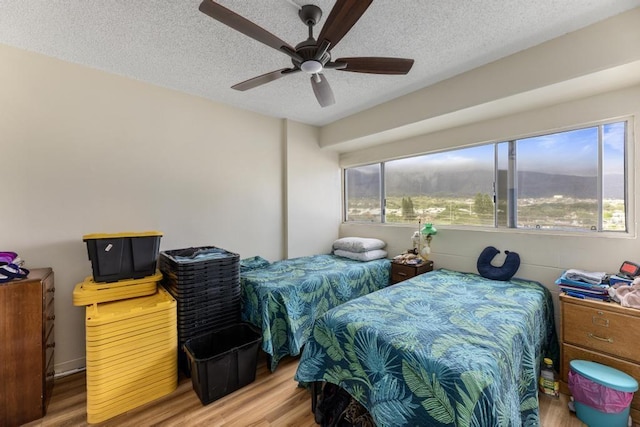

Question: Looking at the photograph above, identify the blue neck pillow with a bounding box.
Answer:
[476,246,520,281]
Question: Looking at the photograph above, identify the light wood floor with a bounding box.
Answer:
[22,353,613,427]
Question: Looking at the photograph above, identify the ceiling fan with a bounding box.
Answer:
[199,0,414,107]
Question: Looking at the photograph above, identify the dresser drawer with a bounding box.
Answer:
[44,350,55,411]
[45,344,55,382]
[391,261,433,284]
[562,343,640,413]
[562,303,640,363]
[392,264,417,283]
[45,296,55,321]
[44,274,55,307]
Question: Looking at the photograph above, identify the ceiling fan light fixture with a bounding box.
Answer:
[300,60,323,74]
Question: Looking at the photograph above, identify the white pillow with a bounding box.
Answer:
[332,237,386,253]
[334,249,388,261]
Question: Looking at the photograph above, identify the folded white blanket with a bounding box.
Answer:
[565,269,607,285]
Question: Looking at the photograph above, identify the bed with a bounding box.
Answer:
[240,254,391,371]
[295,268,559,426]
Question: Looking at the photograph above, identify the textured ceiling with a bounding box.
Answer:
[1,1,639,126]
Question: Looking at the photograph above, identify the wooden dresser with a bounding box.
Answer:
[0,268,55,426]
[560,293,640,422]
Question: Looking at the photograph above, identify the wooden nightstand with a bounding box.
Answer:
[391,260,434,284]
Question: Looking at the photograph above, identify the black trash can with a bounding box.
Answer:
[184,322,262,405]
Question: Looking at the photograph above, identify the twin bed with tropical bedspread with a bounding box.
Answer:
[240,253,391,371]
[295,268,559,427]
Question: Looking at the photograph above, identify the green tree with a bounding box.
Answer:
[402,197,417,221]
[474,193,493,215]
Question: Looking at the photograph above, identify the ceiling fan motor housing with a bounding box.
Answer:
[299,4,322,27]
[293,41,330,67]
[294,4,330,69]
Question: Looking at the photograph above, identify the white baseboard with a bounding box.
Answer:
[54,357,86,378]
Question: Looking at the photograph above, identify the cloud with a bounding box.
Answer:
[603,121,625,153]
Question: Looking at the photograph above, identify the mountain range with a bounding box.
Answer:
[347,169,624,199]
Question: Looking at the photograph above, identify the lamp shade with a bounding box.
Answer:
[421,223,437,236]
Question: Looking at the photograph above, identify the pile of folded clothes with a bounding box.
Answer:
[556,269,610,301]
[0,251,30,283]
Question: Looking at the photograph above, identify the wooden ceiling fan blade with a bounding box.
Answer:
[310,74,335,108]
[199,0,301,62]
[232,68,299,91]
[317,0,373,49]
[335,57,415,74]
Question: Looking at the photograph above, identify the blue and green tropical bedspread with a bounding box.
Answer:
[295,268,559,427]
[240,254,391,371]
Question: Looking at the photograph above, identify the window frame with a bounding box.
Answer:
[342,117,634,236]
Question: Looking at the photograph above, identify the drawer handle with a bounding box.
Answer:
[47,315,56,321]
[588,333,613,343]
[46,371,55,378]
[397,272,407,277]
[46,342,56,349]
[592,316,609,327]
[47,287,55,293]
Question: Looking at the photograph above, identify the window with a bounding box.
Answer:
[602,122,627,231]
[344,120,628,233]
[344,163,382,222]
[384,145,494,226]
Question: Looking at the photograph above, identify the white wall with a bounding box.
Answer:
[285,120,341,258]
[0,44,338,373]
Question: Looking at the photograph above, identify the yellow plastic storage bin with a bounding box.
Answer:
[85,315,176,343]
[85,287,177,424]
[73,271,162,306]
[85,284,175,326]
[86,378,177,424]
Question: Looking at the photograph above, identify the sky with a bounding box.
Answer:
[386,121,626,177]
